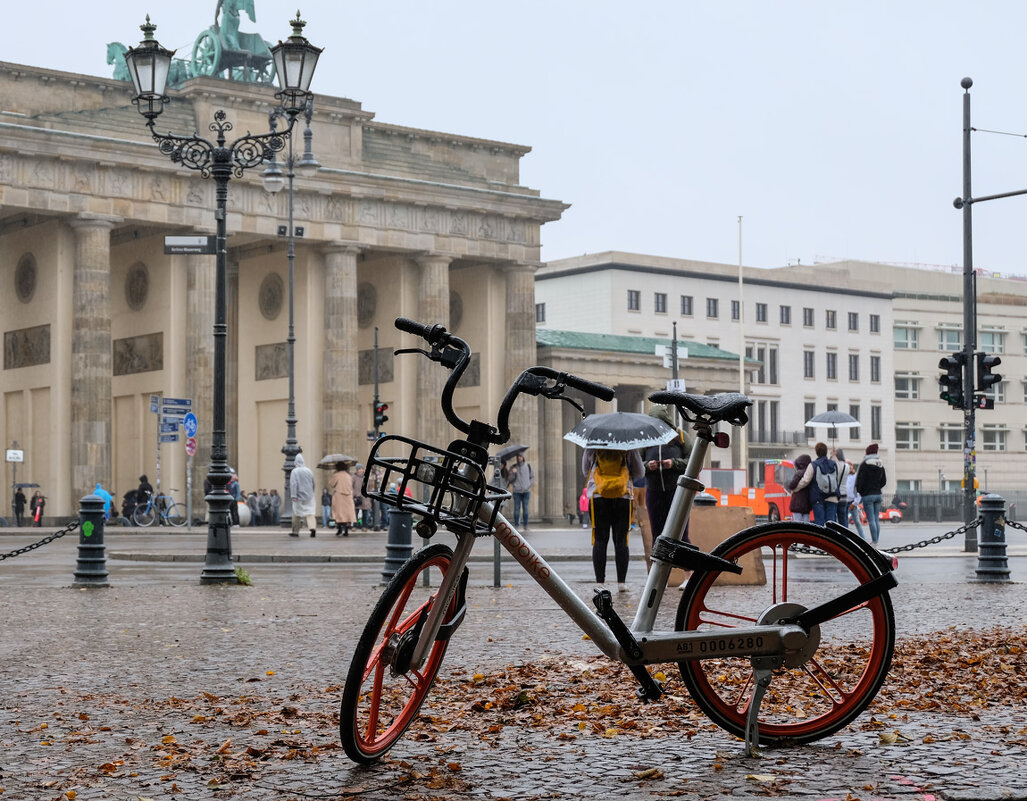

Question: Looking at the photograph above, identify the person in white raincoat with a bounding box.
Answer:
[289,453,317,537]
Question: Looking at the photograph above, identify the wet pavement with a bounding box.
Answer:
[1,520,1025,800]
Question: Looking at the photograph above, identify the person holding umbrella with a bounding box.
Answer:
[581,446,644,592]
[13,486,26,527]
[643,404,693,555]
[506,452,535,530]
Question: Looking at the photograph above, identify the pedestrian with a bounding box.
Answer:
[788,453,813,522]
[137,474,153,505]
[321,486,332,528]
[582,446,644,591]
[13,487,26,527]
[855,443,888,545]
[578,485,589,528]
[808,442,841,526]
[227,468,241,527]
[289,452,317,537]
[245,490,260,526]
[632,472,654,570]
[269,489,281,525]
[30,490,45,526]
[842,456,866,540]
[258,489,272,526]
[353,464,370,528]
[643,404,692,546]
[506,453,534,530]
[330,461,356,537]
[94,482,114,520]
[833,449,852,526]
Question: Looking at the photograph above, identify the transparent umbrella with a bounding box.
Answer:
[804,411,860,447]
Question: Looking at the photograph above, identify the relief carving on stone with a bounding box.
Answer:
[450,212,468,235]
[357,282,377,329]
[113,332,163,376]
[259,273,284,320]
[150,175,169,202]
[125,262,149,311]
[3,324,50,370]
[15,253,37,303]
[358,347,394,385]
[420,206,440,233]
[109,170,128,196]
[72,164,93,194]
[186,181,205,206]
[449,290,463,331]
[324,196,347,222]
[387,203,409,229]
[463,353,481,387]
[358,199,379,225]
[255,342,289,380]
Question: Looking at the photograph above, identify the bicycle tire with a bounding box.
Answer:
[165,502,186,527]
[340,543,459,763]
[675,521,895,746]
[133,503,156,527]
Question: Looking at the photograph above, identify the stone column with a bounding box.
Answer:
[227,258,240,471]
[186,250,215,518]
[69,214,118,501]
[503,262,538,515]
[323,244,361,459]
[416,254,451,447]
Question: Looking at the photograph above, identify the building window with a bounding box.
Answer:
[755,303,767,323]
[982,427,1007,452]
[826,310,837,330]
[803,307,815,327]
[627,289,640,311]
[803,350,815,379]
[939,426,962,451]
[895,375,921,400]
[848,312,859,332]
[535,302,545,324]
[654,292,667,314]
[780,305,792,325]
[804,401,817,437]
[894,326,919,350]
[870,355,881,383]
[895,424,921,450]
[869,314,880,333]
[848,353,859,382]
[707,297,719,318]
[731,299,740,320]
[681,295,693,316]
[979,331,1005,353]
[871,405,882,440]
[983,380,1006,404]
[938,328,961,352]
[826,351,838,380]
[849,404,860,441]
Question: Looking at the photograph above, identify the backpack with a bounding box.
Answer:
[814,458,839,497]
[592,451,630,499]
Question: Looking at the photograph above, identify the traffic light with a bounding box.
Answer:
[976,352,1002,393]
[374,402,389,428]
[938,353,965,408]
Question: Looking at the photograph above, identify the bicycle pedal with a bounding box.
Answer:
[651,536,743,575]
[633,671,663,703]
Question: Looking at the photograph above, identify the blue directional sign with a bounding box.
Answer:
[159,433,180,443]
[160,421,179,433]
[183,412,198,438]
[161,397,192,418]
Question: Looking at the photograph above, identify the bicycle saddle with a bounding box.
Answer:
[649,391,751,427]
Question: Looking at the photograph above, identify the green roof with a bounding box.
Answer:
[536,329,742,361]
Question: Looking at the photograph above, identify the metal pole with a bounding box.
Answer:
[737,215,747,484]
[281,125,300,526]
[975,493,1010,582]
[960,77,979,551]
[373,326,381,439]
[73,494,110,588]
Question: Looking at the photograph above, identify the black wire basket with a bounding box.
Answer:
[363,435,511,536]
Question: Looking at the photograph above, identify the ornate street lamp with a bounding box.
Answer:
[262,100,319,525]
[125,12,322,583]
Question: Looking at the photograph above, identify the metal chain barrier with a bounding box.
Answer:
[790,517,981,557]
[1002,517,1027,535]
[0,520,80,562]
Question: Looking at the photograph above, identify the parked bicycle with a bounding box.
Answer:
[340,318,898,763]
[132,490,186,527]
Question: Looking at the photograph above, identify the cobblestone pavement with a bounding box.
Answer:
[1,523,1025,800]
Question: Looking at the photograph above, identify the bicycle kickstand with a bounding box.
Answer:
[743,660,774,757]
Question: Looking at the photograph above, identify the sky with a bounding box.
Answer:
[5,1,1027,273]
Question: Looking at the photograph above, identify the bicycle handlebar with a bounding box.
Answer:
[394,317,614,448]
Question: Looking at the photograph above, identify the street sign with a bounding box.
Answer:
[5,449,23,463]
[183,412,198,438]
[164,235,216,255]
[162,397,192,408]
[655,345,688,369]
[666,378,687,392]
[159,433,180,443]
[185,436,197,456]
[150,395,160,413]
[160,421,179,433]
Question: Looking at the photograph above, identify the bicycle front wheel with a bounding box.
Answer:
[340,543,461,763]
[165,502,186,527]
[133,504,155,527]
[676,522,895,746]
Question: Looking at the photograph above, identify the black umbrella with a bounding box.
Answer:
[496,444,528,462]
[14,482,40,489]
[317,453,359,468]
[564,412,676,451]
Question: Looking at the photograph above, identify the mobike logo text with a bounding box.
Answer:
[493,520,551,581]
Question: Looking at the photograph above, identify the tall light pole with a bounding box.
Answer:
[125,13,321,582]
[262,100,319,525]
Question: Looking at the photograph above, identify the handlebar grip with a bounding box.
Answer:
[563,374,615,402]
[395,317,432,337]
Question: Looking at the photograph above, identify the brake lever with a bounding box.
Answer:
[526,373,586,416]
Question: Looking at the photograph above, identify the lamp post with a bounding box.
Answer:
[262,100,319,525]
[125,13,321,582]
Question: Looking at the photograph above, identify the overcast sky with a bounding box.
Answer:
[5,1,1027,273]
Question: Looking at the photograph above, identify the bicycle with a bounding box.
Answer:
[340,318,898,763]
[132,490,186,527]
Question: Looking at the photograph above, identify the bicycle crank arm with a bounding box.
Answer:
[787,571,897,632]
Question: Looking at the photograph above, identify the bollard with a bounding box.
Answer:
[975,493,1011,583]
[381,510,413,583]
[73,494,110,588]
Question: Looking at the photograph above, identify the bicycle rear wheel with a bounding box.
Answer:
[676,522,895,746]
[340,543,460,763]
[165,502,186,527]
[133,503,155,527]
